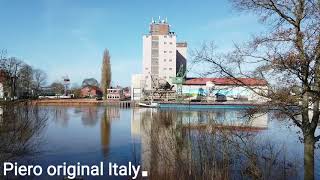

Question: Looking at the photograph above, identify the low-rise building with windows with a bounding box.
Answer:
[106,88,124,101]
[182,77,268,102]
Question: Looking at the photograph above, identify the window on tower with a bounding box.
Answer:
[152,49,159,56]
[152,41,159,48]
[152,36,159,40]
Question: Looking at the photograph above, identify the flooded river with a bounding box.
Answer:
[0,105,319,179]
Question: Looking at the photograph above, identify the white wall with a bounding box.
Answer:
[182,84,268,102]
[142,35,152,90]
[158,35,176,85]
[131,74,145,101]
[142,34,177,90]
[0,83,3,99]
[176,46,187,60]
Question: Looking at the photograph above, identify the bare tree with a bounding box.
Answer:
[138,109,299,180]
[17,64,33,97]
[70,83,82,98]
[50,82,65,95]
[0,50,47,99]
[32,69,47,95]
[192,0,319,179]
[0,57,24,98]
[82,78,99,88]
[101,49,111,97]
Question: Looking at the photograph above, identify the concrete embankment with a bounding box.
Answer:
[32,99,132,107]
[30,99,264,108]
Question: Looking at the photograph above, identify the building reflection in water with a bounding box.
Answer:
[49,106,100,127]
[50,106,120,128]
[48,106,119,158]
[81,106,99,126]
[50,106,69,127]
[179,109,268,129]
[104,106,120,121]
[131,108,300,180]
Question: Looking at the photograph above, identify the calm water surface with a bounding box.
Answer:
[5,105,320,179]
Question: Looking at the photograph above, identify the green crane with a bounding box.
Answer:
[171,65,186,102]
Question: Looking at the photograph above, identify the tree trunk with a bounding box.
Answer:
[304,134,315,180]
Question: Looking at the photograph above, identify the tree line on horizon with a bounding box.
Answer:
[0,50,47,99]
[0,48,113,100]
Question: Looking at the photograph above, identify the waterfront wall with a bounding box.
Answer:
[32,99,132,107]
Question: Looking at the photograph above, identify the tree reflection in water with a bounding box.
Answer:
[101,107,111,157]
[135,108,301,180]
[81,106,99,126]
[100,106,121,158]
[50,105,69,127]
[0,102,48,173]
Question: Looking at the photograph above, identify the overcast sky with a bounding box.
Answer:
[0,0,265,87]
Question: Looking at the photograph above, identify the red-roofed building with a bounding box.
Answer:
[184,78,267,86]
[182,77,268,102]
[80,86,102,98]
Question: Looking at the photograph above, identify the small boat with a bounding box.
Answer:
[138,102,159,108]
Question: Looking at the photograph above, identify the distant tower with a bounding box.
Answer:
[62,75,70,95]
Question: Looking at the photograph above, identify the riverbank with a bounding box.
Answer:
[31,99,265,107]
[31,99,132,107]
[32,99,103,105]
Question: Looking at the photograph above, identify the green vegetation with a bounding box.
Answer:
[101,49,111,98]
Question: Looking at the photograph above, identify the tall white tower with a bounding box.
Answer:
[142,18,186,90]
[131,18,187,100]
